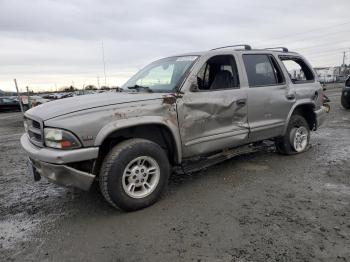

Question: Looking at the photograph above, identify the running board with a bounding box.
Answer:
[174,141,275,174]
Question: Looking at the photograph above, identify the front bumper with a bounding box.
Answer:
[314,106,328,129]
[21,134,98,191]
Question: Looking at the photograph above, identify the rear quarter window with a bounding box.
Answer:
[279,56,314,84]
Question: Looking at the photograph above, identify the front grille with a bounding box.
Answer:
[25,117,44,147]
[28,130,42,142]
[32,120,41,129]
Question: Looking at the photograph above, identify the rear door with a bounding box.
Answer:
[177,54,249,158]
[242,53,295,141]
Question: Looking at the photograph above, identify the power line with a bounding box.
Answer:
[305,51,348,59]
[294,41,350,51]
[300,47,350,56]
[263,28,350,48]
[266,20,350,41]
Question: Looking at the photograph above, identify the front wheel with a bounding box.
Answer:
[99,138,170,211]
[276,115,310,155]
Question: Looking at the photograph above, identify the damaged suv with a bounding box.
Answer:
[21,45,328,211]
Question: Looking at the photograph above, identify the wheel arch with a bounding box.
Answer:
[283,102,317,134]
[94,116,182,166]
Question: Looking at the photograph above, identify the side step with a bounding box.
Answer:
[174,141,275,174]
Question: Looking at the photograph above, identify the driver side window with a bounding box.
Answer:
[196,55,240,91]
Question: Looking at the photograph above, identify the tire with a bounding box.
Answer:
[341,94,350,109]
[276,114,310,155]
[99,138,170,211]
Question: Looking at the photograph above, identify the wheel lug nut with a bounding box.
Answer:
[141,169,144,172]
[136,170,139,174]
[133,175,137,179]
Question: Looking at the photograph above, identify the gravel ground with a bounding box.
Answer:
[0,88,349,262]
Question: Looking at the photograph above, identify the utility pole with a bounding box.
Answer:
[97,75,101,89]
[342,51,347,76]
[14,79,24,114]
[26,86,31,109]
[101,40,107,87]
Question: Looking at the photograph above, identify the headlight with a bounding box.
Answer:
[44,128,81,149]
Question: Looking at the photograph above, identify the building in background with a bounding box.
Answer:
[314,66,349,83]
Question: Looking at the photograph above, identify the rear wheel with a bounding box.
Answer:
[341,93,350,109]
[276,115,310,155]
[99,138,170,211]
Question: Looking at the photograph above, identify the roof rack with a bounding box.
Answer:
[211,44,252,51]
[264,47,289,52]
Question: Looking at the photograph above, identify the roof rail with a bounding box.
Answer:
[211,44,252,51]
[264,47,289,52]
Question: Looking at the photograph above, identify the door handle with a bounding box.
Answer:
[236,99,246,106]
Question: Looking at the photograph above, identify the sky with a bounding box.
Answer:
[0,0,349,92]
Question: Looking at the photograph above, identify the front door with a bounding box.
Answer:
[177,54,249,158]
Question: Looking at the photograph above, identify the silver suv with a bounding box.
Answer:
[21,45,328,211]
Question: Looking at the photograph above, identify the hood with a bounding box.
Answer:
[26,92,166,121]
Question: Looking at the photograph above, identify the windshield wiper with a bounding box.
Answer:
[127,85,153,93]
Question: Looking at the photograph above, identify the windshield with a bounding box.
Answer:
[122,55,198,92]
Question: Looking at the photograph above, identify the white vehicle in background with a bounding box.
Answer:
[29,96,51,107]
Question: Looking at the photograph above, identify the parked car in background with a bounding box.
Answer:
[341,76,350,109]
[0,97,21,112]
[21,45,329,211]
[29,96,51,107]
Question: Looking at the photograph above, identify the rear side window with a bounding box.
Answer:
[243,54,285,87]
[279,56,314,84]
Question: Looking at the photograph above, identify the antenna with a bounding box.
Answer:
[101,40,107,87]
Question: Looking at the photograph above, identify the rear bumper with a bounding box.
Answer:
[21,134,98,190]
[314,106,328,129]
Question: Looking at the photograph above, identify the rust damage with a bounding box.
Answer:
[162,95,177,105]
[113,112,126,119]
[162,93,183,105]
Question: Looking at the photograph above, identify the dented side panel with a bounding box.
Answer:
[176,53,250,158]
[177,90,249,158]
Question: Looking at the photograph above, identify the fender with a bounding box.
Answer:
[283,100,316,134]
[94,116,182,163]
